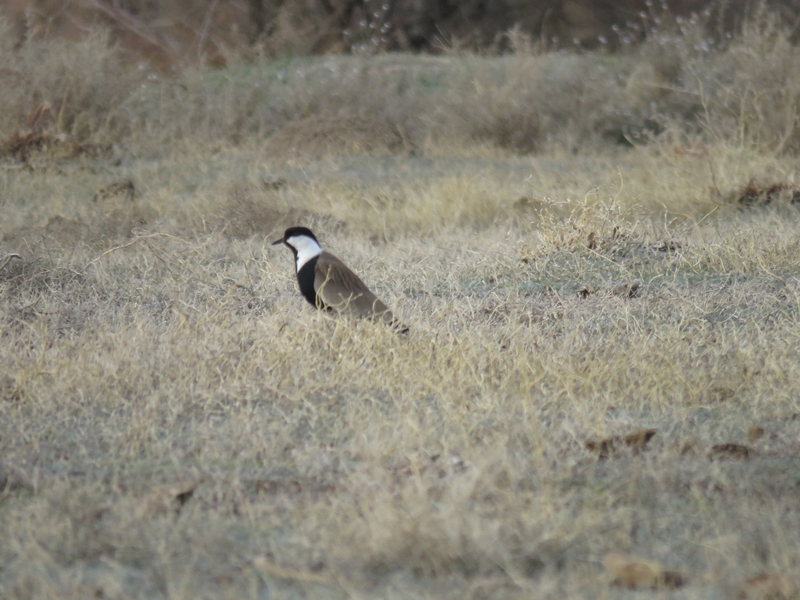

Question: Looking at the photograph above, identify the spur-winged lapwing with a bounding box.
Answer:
[272,226,407,332]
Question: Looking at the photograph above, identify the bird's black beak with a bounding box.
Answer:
[271,237,285,246]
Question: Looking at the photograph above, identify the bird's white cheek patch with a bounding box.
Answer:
[289,236,323,270]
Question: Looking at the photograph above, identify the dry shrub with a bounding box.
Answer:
[128,55,428,152]
[444,12,800,156]
[622,10,800,155]
[695,14,800,153]
[0,23,142,148]
[438,11,800,156]
[440,54,638,153]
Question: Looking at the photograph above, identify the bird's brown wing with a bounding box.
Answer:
[315,252,395,324]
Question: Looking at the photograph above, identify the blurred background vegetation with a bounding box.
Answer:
[3,0,800,68]
[3,1,800,162]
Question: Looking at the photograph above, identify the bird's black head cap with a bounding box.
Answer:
[271,226,318,246]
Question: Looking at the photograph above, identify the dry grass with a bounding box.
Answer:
[3,14,800,600]
[3,140,800,598]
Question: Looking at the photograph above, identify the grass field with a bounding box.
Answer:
[3,16,800,599]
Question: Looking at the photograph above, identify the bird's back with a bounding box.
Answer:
[315,252,395,324]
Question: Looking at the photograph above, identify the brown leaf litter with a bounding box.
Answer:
[738,573,800,600]
[586,429,657,460]
[713,178,800,207]
[604,553,687,590]
[708,443,752,461]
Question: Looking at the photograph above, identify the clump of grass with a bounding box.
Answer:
[519,187,648,261]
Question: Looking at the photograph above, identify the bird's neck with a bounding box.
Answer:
[297,256,321,308]
[292,238,323,271]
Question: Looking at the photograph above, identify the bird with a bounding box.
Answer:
[272,226,407,332]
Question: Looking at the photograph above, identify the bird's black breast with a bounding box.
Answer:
[296,256,322,308]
